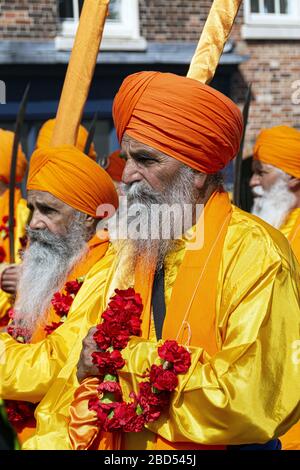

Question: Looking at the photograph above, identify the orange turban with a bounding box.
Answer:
[106,150,125,182]
[113,72,243,174]
[27,145,118,217]
[254,126,300,179]
[0,128,27,184]
[36,119,97,161]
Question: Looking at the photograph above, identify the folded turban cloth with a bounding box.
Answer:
[0,128,27,184]
[27,145,118,217]
[254,126,300,179]
[113,72,243,174]
[36,119,97,161]
[106,150,125,182]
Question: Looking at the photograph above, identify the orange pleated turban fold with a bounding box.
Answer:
[254,126,300,179]
[0,128,27,184]
[36,119,97,161]
[113,72,243,174]
[106,150,125,182]
[27,145,118,217]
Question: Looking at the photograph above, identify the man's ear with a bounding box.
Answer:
[194,172,208,190]
[288,177,300,191]
[84,215,96,228]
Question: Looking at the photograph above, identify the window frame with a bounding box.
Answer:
[242,0,300,39]
[56,0,146,51]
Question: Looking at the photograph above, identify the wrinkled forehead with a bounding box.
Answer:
[121,133,174,163]
[252,160,278,174]
[27,189,69,210]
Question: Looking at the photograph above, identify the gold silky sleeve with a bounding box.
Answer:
[118,234,300,445]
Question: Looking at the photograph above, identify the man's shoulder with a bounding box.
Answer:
[228,205,294,268]
[84,243,116,281]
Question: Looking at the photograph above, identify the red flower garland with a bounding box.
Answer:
[5,276,84,433]
[45,277,84,335]
[88,288,191,433]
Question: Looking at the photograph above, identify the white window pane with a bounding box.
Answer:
[264,0,276,13]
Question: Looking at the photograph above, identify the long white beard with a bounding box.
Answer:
[110,165,199,274]
[13,214,89,340]
[251,178,296,229]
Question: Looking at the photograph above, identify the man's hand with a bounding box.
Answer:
[76,327,100,383]
[0,265,20,295]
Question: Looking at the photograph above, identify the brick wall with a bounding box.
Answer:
[139,0,211,41]
[0,0,58,40]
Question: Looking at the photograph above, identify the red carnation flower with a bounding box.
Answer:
[65,280,83,295]
[51,292,73,316]
[5,400,36,433]
[88,397,110,430]
[98,381,123,401]
[158,340,191,374]
[44,321,64,336]
[0,246,6,263]
[93,323,112,351]
[92,350,125,375]
[149,365,178,392]
[102,307,142,337]
[136,382,169,422]
[93,322,130,351]
[107,402,145,432]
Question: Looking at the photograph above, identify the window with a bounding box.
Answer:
[56,0,146,51]
[242,0,300,39]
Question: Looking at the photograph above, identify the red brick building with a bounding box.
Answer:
[0,0,299,158]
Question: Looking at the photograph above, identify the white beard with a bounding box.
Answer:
[251,178,296,229]
[110,165,199,274]
[12,213,89,340]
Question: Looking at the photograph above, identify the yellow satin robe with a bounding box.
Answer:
[279,208,300,450]
[18,205,300,450]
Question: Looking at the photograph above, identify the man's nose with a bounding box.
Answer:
[29,212,46,230]
[122,159,143,185]
[249,173,260,188]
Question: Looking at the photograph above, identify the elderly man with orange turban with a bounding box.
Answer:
[250,126,300,261]
[0,144,118,444]
[16,72,300,451]
[0,118,103,321]
[250,125,300,450]
[0,129,29,266]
